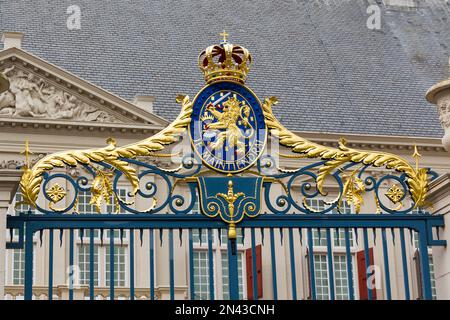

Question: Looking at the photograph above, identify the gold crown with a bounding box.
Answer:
[198,31,252,84]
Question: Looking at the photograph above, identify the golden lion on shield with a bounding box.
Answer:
[203,96,253,154]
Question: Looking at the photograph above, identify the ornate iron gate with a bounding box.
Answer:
[5,33,446,300]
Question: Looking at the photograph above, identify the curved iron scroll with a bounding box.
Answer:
[18,95,434,217]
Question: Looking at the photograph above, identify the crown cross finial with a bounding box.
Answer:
[199,32,252,84]
[220,30,229,43]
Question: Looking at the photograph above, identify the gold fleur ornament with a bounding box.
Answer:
[385,184,405,204]
[46,183,66,203]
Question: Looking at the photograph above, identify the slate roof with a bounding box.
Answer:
[1,0,449,137]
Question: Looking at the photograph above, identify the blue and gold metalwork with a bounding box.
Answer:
[7,32,447,301]
[197,177,263,239]
[189,81,266,173]
[17,32,437,229]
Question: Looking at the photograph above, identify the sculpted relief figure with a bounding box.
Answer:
[0,66,119,122]
[438,97,450,129]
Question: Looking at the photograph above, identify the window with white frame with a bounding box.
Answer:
[412,231,437,300]
[105,245,127,287]
[429,256,437,300]
[314,254,329,300]
[313,253,355,300]
[334,255,351,300]
[8,193,36,286]
[191,228,245,299]
[77,244,99,286]
[75,188,129,288]
[308,199,355,247]
[221,251,244,300]
[12,249,25,285]
[13,192,34,214]
[10,248,36,285]
[192,251,211,300]
[307,198,356,300]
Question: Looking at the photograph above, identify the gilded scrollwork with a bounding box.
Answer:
[262,96,430,209]
[20,94,193,208]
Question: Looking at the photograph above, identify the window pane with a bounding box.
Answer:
[429,255,437,300]
[220,229,243,245]
[314,254,329,300]
[14,193,34,214]
[77,191,96,214]
[106,188,128,214]
[312,229,327,247]
[12,249,25,285]
[334,255,350,300]
[193,251,211,300]
[221,252,243,299]
[77,245,99,286]
[105,246,127,287]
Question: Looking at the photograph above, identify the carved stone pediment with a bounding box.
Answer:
[0,66,120,122]
[0,47,168,128]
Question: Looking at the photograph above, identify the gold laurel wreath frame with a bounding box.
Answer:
[19,94,429,212]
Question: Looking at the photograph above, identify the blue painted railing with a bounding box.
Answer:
[6,212,444,300]
[5,157,446,300]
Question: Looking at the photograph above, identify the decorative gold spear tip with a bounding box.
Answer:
[412,145,422,172]
[20,140,33,169]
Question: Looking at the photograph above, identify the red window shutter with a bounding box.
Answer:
[245,245,263,299]
[357,248,377,300]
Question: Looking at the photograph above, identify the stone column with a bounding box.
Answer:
[427,78,450,299]
[0,170,22,300]
[427,174,450,299]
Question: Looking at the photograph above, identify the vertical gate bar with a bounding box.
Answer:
[288,228,297,300]
[69,229,74,300]
[227,235,239,299]
[189,229,195,300]
[109,228,114,300]
[381,228,392,300]
[417,225,432,300]
[363,228,372,300]
[48,229,53,300]
[207,228,215,300]
[326,228,335,300]
[169,229,175,300]
[269,228,278,300]
[399,228,410,300]
[344,228,354,300]
[129,229,135,300]
[149,229,155,300]
[24,225,34,300]
[307,228,316,300]
[89,228,94,300]
[250,228,258,300]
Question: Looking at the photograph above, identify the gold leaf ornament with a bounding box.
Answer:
[342,170,366,213]
[262,97,430,209]
[19,95,193,208]
[90,170,114,213]
[46,183,66,203]
[385,184,405,204]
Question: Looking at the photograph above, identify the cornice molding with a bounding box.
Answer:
[291,130,447,154]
